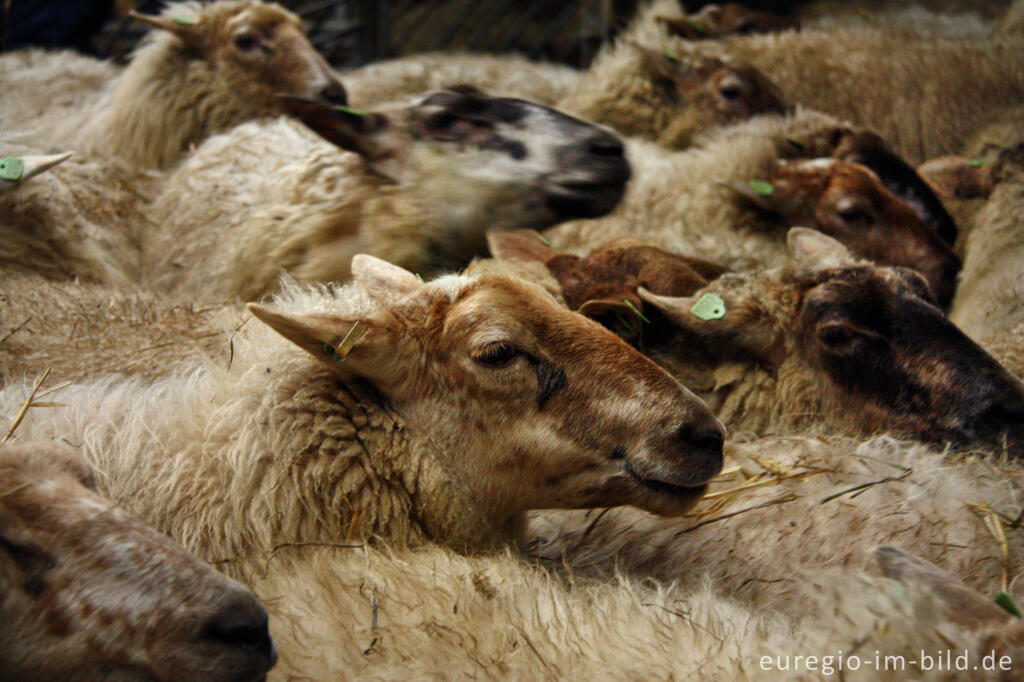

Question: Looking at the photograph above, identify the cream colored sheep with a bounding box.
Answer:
[13,0,346,169]
[1,145,157,284]
[0,441,276,681]
[544,109,961,306]
[143,87,631,301]
[625,0,1024,163]
[1,256,722,567]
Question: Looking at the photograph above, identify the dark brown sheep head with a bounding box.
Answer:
[639,228,1024,450]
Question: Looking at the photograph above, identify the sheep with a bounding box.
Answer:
[496,227,1024,449]
[1,255,723,568]
[624,0,1024,164]
[142,87,631,301]
[543,110,961,307]
[343,44,788,151]
[0,440,276,680]
[1,145,158,284]
[11,0,347,169]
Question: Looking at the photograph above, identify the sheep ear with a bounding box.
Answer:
[787,227,853,270]
[129,10,206,49]
[632,43,682,79]
[872,546,1012,630]
[726,179,785,213]
[1,152,71,186]
[278,96,391,160]
[487,229,563,264]
[917,155,999,200]
[248,303,396,381]
[351,254,421,305]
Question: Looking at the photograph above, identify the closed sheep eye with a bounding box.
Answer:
[719,85,743,101]
[473,342,519,367]
[836,205,871,223]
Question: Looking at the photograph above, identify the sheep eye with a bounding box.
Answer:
[473,342,518,367]
[720,85,743,101]
[817,322,856,349]
[234,33,258,51]
[836,206,869,223]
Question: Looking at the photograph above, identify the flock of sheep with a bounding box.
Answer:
[3,0,1024,678]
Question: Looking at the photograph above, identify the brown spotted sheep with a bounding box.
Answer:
[0,441,276,680]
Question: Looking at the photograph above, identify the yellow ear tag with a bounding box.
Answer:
[691,293,726,321]
[0,157,25,181]
[323,321,367,363]
[172,16,196,25]
[749,180,774,196]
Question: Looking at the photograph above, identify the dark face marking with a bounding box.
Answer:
[535,362,568,409]
[0,535,56,598]
[479,134,527,160]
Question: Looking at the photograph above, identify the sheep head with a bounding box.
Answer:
[618,47,787,149]
[0,442,276,680]
[281,88,632,268]
[251,255,724,533]
[488,230,725,339]
[641,228,1024,450]
[656,3,799,40]
[729,157,961,307]
[131,1,347,108]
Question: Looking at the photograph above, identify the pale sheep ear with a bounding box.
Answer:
[787,227,853,270]
[636,288,700,328]
[872,546,1013,630]
[278,96,392,161]
[129,10,207,49]
[917,155,998,200]
[248,303,397,383]
[350,254,422,305]
[487,229,563,264]
[1,152,71,189]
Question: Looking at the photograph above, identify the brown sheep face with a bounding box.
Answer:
[657,3,799,39]
[132,1,347,107]
[0,442,276,681]
[732,158,961,308]
[488,230,726,339]
[250,255,724,524]
[634,49,788,148]
[281,88,632,270]
[640,229,1024,450]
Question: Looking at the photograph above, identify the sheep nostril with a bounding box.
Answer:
[320,82,348,107]
[587,133,625,159]
[203,599,274,660]
[678,422,725,457]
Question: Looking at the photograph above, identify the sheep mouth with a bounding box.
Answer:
[625,461,708,502]
[545,179,629,219]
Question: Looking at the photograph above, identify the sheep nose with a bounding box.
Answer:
[320,81,348,107]
[676,420,725,484]
[203,590,278,669]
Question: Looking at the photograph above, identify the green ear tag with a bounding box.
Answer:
[536,233,552,247]
[785,137,805,150]
[660,50,679,63]
[691,293,726,321]
[995,591,1023,619]
[0,157,25,181]
[749,180,774,196]
[334,105,367,117]
[967,159,987,168]
[623,299,651,324]
[687,18,707,33]
[172,15,196,25]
